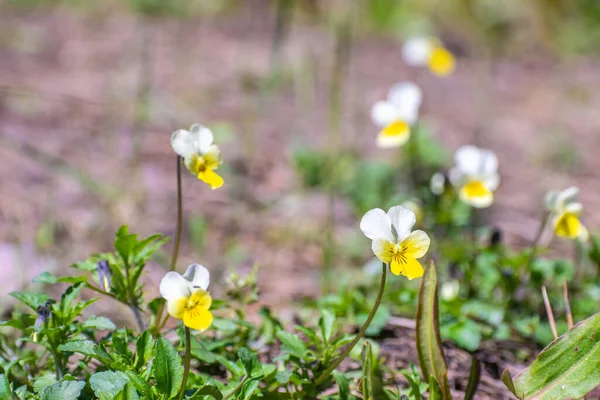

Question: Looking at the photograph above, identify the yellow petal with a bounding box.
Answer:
[371,238,395,264]
[554,213,583,239]
[189,289,212,311]
[427,47,455,77]
[390,255,424,280]
[197,168,224,190]
[459,180,493,208]
[183,309,213,331]
[376,121,410,148]
[400,230,430,259]
[167,297,187,320]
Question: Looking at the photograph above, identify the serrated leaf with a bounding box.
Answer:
[153,338,184,399]
[9,292,49,311]
[0,374,11,398]
[33,373,57,394]
[503,311,600,399]
[58,340,98,357]
[276,331,306,359]
[135,331,155,370]
[125,371,152,398]
[319,309,336,343]
[40,381,85,400]
[90,371,130,400]
[416,262,451,400]
[82,316,116,331]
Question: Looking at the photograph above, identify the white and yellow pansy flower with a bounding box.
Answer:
[371,81,422,148]
[160,264,213,331]
[401,36,455,77]
[449,145,500,208]
[171,124,224,190]
[545,187,588,241]
[360,205,430,279]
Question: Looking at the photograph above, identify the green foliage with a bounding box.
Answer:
[153,338,184,399]
[503,311,600,399]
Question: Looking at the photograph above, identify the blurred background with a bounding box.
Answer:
[1,0,600,311]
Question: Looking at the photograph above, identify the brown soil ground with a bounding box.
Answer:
[2,2,600,398]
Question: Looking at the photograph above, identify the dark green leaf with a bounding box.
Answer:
[153,338,184,399]
[333,371,349,400]
[239,378,260,400]
[9,292,49,311]
[193,385,223,400]
[0,374,11,398]
[33,272,87,285]
[464,357,481,400]
[361,341,374,400]
[134,331,155,370]
[238,347,262,377]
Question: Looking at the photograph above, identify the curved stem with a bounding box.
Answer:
[154,156,184,333]
[314,262,387,386]
[177,327,191,400]
[222,377,247,400]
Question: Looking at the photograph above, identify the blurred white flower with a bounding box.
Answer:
[449,145,500,208]
[402,36,455,77]
[545,187,588,241]
[440,280,460,301]
[360,206,430,279]
[430,172,446,195]
[370,81,422,148]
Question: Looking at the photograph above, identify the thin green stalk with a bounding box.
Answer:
[130,305,145,332]
[154,156,184,332]
[177,327,191,400]
[314,262,387,386]
[51,349,63,380]
[223,377,247,400]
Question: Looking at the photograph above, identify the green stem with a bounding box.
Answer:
[130,305,145,332]
[314,262,387,386]
[177,327,191,400]
[51,348,63,380]
[154,156,184,333]
[222,377,247,400]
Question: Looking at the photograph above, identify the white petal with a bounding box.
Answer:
[182,263,210,291]
[371,101,398,127]
[557,187,579,206]
[159,272,190,300]
[484,172,500,191]
[448,167,465,188]
[387,81,422,112]
[544,190,559,211]
[387,206,416,242]
[190,124,214,154]
[479,149,498,175]
[564,202,583,215]
[170,129,195,157]
[401,37,433,66]
[454,145,482,176]
[360,208,394,242]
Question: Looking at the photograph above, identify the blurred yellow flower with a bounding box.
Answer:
[360,206,430,279]
[160,264,213,331]
[449,145,500,208]
[402,37,455,77]
[171,124,223,190]
[370,82,422,148]
[545,187,588,241]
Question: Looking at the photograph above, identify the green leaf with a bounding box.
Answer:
[82,316,116,331]
[33,272,87,285]
[239,378,260,400]
[276,331,306,359]
[9,292,49,311]
[416,261,451,400]
[464,357,481,400]
[238,347,262,377]
[333,371,349,400]
[134,331,155,370]
[361,341,374,400]
[429,377,443,400]
[319,309,336,343]
[90,371,133,400]
[0,374,11,398]
[125,371,152,398]
[153,337,184,399]
[275,370,292,384]
[58,340,98,357]
[193,385,223,400]
[33,374,57,393]
[502,311,600,399]
[40,381,85,400]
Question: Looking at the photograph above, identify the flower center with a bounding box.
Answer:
[462,180,489,199]
[427,47,455,76]
[555,212,582,238]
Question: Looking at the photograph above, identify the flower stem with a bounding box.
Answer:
[223,377,247,400]
[130,305,145,332]
[154,156,184,333]
[314,262,387,386]
[177,326,191,400]
[52,349,63,380]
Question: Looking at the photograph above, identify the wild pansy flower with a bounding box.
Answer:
[402,36,456,77]
[171,124,223,190]
[430,171,446,196]
[360,205,430,279]
[33,300,52,342]
[545,187,588,241]
[371,81,422,148]
[449,145,499,208]
[97,260,112,292]
[160,264,213,331]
